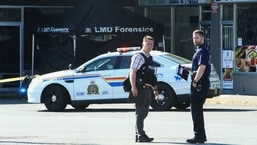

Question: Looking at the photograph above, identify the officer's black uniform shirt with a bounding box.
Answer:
[191,44,211,85]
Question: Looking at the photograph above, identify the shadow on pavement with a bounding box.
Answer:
[158,141,238,145]
[0,140,91,145]
[37,107,256,113]
[38,108,135,113]
[0,98,27,105]
[203,108,257,112]
[171,108,257,112]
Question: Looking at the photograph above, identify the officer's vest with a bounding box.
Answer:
[136,53,157,86]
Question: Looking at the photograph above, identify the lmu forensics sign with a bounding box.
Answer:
[36,26,154,34]
[85,26,154,34]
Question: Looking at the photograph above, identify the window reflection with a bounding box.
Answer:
[0,8,21,21]
[0,26,20,72]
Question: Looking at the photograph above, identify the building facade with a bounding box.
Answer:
[0,1,80,92]
[136,0,257,95]
[1,0,257,95]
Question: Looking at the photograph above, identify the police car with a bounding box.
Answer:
[27,47,220,111]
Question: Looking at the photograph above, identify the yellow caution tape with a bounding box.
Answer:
[0,75,39,83]
[0,77,25,83]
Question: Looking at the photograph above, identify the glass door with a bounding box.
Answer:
[221,22,234,90]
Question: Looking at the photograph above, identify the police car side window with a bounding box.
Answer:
[119,56,131,69]
[85,57,116,72]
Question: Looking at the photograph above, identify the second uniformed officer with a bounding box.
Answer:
[186,29,211,144]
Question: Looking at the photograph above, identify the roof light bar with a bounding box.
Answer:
[117,47,141,53]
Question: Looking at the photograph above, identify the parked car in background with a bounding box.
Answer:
[26,47,220,111]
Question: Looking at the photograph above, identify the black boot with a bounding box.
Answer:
[186,137,206,143]
[138,134,154,142]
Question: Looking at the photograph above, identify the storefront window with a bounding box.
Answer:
[149,7,171,52]
[201,5,211,21]
[0,26,20,88]
[174,7,199,60]
[0,26,20,72]
[235,4,257,73]
[222,5,233,20]
[0,8,21,21]
[237,5,257,45]
[235,45,257,72]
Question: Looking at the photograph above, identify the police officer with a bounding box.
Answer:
[129,35,159,143]
[186,30,211,144]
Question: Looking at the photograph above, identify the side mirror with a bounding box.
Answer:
[69,64,74,70]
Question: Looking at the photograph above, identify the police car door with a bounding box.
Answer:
[73,57,116,101]
[112,55,131,100]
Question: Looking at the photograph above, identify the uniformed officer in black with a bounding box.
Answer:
[186,30,211,144]
[130,35,159,143]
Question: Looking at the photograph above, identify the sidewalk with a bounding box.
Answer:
[206,94,257,106]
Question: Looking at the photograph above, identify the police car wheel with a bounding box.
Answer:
[42,85,68,112]
[71,104,90,110]
[150,83,176,111]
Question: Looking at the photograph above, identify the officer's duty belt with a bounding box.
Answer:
[141,84,151,89]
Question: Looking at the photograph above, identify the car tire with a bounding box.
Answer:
[42,85,68,112]
[150,83,176,111]
[174,101,190,110]
[71,104,90,110]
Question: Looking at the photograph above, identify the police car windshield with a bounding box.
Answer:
[160,53,191,64]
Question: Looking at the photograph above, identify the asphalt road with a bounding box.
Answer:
[0,97,257,145]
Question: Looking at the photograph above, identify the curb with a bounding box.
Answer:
[1,94,257,106]
[206,95,257,106]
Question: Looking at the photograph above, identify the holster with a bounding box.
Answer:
[191,72,196,81]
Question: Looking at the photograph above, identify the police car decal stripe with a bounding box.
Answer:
[62,75,125,87]
[105,77,126,87]
[105,77,125,87]
[108,82,123,87]
[105,77,126,81]
[63,75,99,81]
